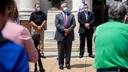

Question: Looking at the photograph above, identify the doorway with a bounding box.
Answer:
[92,0,109,26]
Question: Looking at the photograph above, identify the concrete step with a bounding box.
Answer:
[44,47,79,52]
[44,39,80,51]
[44,47,95,52]
[44,38,95,52]
[44,44,78,48]
[44,38,80,42]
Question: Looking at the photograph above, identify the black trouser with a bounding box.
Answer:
[33,34,45,72]
[79,31,93,56]
[57,38,72,66]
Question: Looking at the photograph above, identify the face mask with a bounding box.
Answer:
[63,7,68,11]
[63,7,71,14]
[84,8,88,12]
[36,7,40,12]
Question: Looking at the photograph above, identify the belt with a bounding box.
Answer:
[98,68,128,72]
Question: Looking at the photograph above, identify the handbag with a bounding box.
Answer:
[32,33,40,47]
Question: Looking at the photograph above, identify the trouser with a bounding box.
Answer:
[57,38,72,66]
[79,31,93,56]
[97,68,128,72]
[34,46,45,72]
[31,27,44,55]
[38,31,44,55]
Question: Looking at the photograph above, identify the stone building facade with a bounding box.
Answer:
[15,0,127,51]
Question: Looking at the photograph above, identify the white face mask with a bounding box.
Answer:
[36,7,40,12]
[63,7,71,14]
[84,9,88,11]
[63,7,68,11]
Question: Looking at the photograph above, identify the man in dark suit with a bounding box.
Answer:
[54,2,76,70]
[78,4,94,58]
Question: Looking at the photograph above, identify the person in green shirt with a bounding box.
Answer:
[93,1,128,72]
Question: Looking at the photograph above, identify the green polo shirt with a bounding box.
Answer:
[93,20,128,69]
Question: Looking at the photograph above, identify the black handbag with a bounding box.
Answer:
[32,33,40,47]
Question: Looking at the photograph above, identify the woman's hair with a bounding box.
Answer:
[8,0,19,19]
[0,0,13,14]
[108,1,126,20]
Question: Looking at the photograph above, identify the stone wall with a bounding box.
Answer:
[20,20,31,32]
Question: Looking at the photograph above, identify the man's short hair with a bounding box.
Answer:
[35,2,40,7]
[108,1,126,20]
[83,3,88,6]
[60,2,68,8]
[0,0,13,14]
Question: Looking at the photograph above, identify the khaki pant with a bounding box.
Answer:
[38,31,44,55]
[31,27,44,55]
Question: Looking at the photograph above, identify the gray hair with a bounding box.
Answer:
[108,1,125,20]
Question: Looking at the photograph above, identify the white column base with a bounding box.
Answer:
[19,9,34,20]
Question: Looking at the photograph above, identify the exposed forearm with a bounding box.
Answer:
[30,21,38,28]
[24,39,39,62]
[21,28,39,62]
[40,20,46,28]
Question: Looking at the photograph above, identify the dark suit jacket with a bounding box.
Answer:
[78,11,94,34]
[54,12,76,41]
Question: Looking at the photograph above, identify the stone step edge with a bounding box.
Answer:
[44,48,95,52]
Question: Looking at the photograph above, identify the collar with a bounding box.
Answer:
[62,12,67,15]
[109,19,123,23]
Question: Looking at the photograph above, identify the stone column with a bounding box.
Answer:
[85,0,92,11]
[72,0,79,12]
[15,0,36,20]
[15,0,37,31]
[122,0,126,2]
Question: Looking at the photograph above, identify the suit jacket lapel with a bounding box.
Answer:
[60,13,64,25]
[82,11,86,20]
[83,11,90,22]
[67,14,71,26]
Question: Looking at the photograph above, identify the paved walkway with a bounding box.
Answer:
[29,52,96,72]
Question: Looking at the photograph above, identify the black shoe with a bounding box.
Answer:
[57,57,58,60]
[66,64,71,69]
[40,55,46,58]
[79,55,83,58]
[89,54,94,58]
[59,65,64,70]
